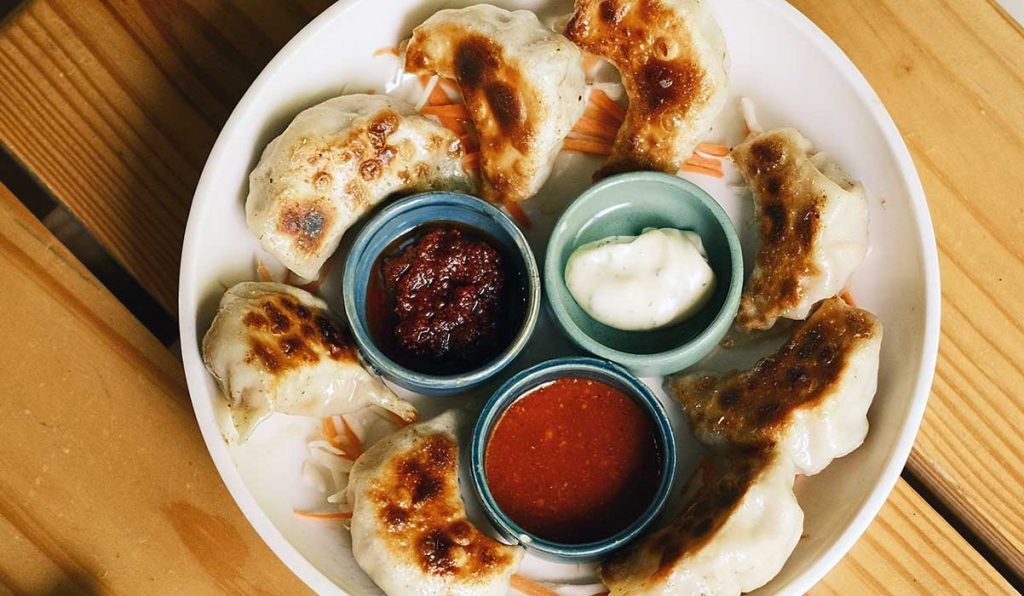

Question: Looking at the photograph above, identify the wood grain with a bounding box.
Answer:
[788,0,1024,577]
[0,0,332,312]
[0,184,308,594]
[813,479,1013,595]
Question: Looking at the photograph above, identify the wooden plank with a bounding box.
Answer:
[0,184,309,594]
[789,0,1024,577]
[0,0,331,312]
[813,479,1013,595]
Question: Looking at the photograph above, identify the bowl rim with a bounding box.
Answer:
[469,356,678,560]
[176,0,941,593]
[342,191,541,393]
[544,171,744,373]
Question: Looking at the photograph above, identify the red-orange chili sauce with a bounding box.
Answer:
[484,377,662,544]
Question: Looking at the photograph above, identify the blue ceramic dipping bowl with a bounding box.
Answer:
[545,172,743,377]
[343,192,540,395]
[470,357,676,561]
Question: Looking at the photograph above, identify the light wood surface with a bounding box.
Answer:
[813,479,1013,595]
[0,0,331,311]
[1,0,1022,592]
[0,186,308,594]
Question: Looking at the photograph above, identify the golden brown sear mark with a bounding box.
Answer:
[602,448,773,583]
[668,298,879,447]
[406,27,535,201]
[565,0,711,175]
[243,293,355,372]
[731,132,826,329]
[277,201,336,255]
[359,111,401,181]
[370,435,515,577]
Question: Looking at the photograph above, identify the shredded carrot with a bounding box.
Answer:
[696,142,730,157]
[321,417,339,441]
[584,101,623,127]
[435,115,467,135]
[462,152,480,171]
[438,77,461,99]
[840,290,857,307]
[571,115,618,142]
[562,137,613,155]
[503,201,532,230]
[374,47,399,58]
[589,88,626,122]
[681,163,724,178]
[510,574,557,596]
[294,510,353,520]
[685,153,723,171]
[421,103,472,119]
[339,417,364,459]
[419,74,452,106]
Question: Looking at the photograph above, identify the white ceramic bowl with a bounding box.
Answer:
[179,1,940,593]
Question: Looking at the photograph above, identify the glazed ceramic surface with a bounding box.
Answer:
[545,172,743,376]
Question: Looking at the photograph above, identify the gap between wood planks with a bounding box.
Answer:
[0,144,177,345]
[904,469,1024,591]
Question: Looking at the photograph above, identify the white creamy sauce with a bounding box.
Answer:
[565,228,716,331]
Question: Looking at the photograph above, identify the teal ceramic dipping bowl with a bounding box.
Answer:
[545,172,742,377]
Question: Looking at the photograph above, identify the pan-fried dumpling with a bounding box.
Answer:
[667,297,882,476]
[247,94,471,279]
[405,4,586,204]
[600,448,802,596]
[346,411,524,596]
[565,0,728,177]
[202,282,417,442]
[731,100,869,330]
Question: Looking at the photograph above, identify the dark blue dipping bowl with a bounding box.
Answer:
[342,192,540,395]
[470,357,677,561]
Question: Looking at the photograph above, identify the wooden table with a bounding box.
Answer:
[0,0,1021,593]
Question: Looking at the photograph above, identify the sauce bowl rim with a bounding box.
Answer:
[543,171,743,375]
[470,356,677,560]
[342,191,541,393]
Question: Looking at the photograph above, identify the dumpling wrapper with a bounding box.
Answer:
[202,282,416,442]
[565,0,729,177]
[346,411,524,596]
[600,448,803,596]
[667,297,882,476]
[247,94,471,279]
[405,4,586,204]
[731,104,869,330]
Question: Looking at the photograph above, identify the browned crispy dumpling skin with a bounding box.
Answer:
[565,0,728,177]
[345,411,523,595]
[405,5,586,204]
[246,95,470,280]
[731,122,869,330]
[667,297,882,475]
[201,282,417,442]
[600,448,802,595]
